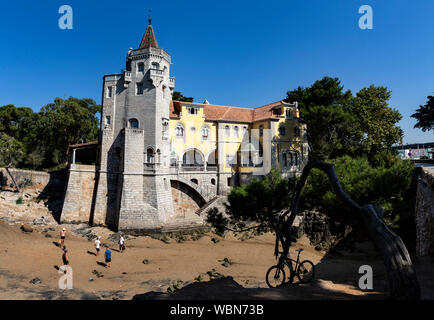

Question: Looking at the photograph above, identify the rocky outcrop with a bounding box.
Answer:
[415,167,434,257]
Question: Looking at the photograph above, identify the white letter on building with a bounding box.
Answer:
[58,5,73,30]
[358,5,373,30]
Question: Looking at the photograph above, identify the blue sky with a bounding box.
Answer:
[0,0,433,143]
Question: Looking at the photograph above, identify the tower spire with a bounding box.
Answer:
[139,9,159,49]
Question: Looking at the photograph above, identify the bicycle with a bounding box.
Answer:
[266,248,315,288]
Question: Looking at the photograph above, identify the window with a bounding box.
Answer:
[279,126,286,136]
[137,63,144,73]
[226,154,235,167]
[191,179,198,185]
[259,125,264,137]
[187,107,198,115]
[152,62,160,70]
[105,116,111,126]
[286,109,293,119]
[107,86,113,98]
[294,127,301,137]
[128,118,139,128]
[227,177,232,187]
[201,126,209,139]
[242,126,248,137]
[175,124,184,137]
[136,82,144,95]
[211,178,216,186]
[234,126,239,137]
[147,148,154,163]
[162,119,169,138]
[225,125,230,137]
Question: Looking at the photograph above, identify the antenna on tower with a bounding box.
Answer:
[148,9,152,25]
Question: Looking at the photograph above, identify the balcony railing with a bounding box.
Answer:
[150,69,164,76]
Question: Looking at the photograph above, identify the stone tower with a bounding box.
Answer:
[92,17,176,231]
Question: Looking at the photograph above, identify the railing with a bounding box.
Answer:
[124,71,132,82]
[150,69,164,76]
[180,165,205,172]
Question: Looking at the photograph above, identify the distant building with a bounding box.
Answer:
[394,142,434,160]
[60,19,308,231]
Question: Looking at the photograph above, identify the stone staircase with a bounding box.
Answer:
[195,196,221,216]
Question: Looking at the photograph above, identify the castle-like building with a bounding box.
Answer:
[60,19,308,232]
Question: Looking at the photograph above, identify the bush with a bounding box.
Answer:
[301,156,414,228]
[16,196,23,205]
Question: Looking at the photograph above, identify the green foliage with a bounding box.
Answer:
[0,98,100,170]
[286,77,403,162]
[206,269,224,280]
[286,77,354,160]
[194,274,204,282]
[226,168,294,227]
[0,133,25,167]
[172,91,194,102]
[16,196,23,205]
[411,94,434,132]
[351,85,403,157]
[301,156,414,228]
[167,280,183,293]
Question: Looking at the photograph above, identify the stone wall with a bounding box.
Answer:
[415,167,434,256]
[60,164,96,224]
[0,168,66,191]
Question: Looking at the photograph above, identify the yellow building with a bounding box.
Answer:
[169,99,308,188]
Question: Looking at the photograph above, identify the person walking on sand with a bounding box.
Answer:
[95,236,101,256]
[62,248,69,266]
[60,228,66,249]
[119,234,125,253]
[104,248,111,268]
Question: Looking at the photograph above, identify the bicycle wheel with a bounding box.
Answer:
[296,260,315,283]
[266,265,286,288]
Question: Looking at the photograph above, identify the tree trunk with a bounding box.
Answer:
[5,166,20,193]
[281,159,420,299]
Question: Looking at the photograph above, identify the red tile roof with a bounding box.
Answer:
[139,25,159,49]
[170,100,292,123]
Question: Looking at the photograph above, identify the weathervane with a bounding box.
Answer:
[148,9,152,25]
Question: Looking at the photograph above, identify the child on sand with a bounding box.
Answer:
[119,235,125,253]
[62,248,69,266]
[60,228,66,249]
[104,248,111,268]
[95,237,101,256]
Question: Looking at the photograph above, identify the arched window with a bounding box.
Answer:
[201,126,209,140]
[259,125,264,137]
[242,126,248,137]
[211,178,216,185]
[129,118,139,128]
[225,125,230,137]
[146,148,154,163]
[175,124,184,137]
[182,149,204,167]
[191,179,198,185]
[170,152,178,167]
[234,126,239,138]
[152,62,160,70]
